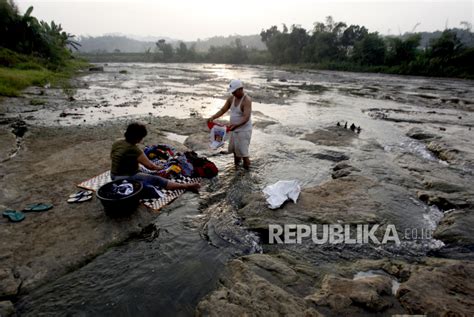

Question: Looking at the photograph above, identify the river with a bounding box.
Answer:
[8,63,474,316]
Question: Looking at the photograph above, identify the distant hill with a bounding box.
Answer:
[75,29,473,54]
[190,34,266,52]
[399,28,474,48]
[76,35,156,53]
[76,34,266,53]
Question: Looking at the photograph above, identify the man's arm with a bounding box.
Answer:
[137,152,163,171]
[208,97,232,122]
[229,97,252,130]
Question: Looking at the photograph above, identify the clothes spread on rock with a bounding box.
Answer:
[142,145,218,179]
[263,180,301,209]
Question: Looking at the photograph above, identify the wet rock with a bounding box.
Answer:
[197,255,409,317]
[331,161,360,179]
[422,179,465,193]
[184,132,209,151]
[0,118,15,125]
[313,151,349,162]
[139,223,161,242]
[0,268,21,297]
[0,126,16,161]
[332,161,352,171]
[434,208,474,245]
[238,176,381,231]
[417,190,471,210]
[195,256,323,317]
[397,260,474,316]
[157,116,208,135]
[306,274,393,312]
[406,127,438,140]
[332,169,352,179]
[89,66,104,72]
[426,141,459,162]
[253,120,277,129]
[303,126,357,147]
[10,119,27,138]
[298,84,328,94]
[0,301,15,317]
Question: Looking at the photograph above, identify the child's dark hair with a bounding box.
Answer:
[124,123,147,143]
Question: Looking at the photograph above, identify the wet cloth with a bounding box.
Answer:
[210,124,228,150]
[263,180,301,209]
[112,182,134,196]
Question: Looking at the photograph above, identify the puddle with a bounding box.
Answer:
[164,132,188,144]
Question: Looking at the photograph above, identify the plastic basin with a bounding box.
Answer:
[96,179,143,216]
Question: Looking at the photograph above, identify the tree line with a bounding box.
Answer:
[81,16,474,78]
[81,38,270,65]
[2,0,472,79]
[259,17,474,78]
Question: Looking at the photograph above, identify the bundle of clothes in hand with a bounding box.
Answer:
[144,144,218,179]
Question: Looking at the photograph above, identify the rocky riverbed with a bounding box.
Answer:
[0,63,473,316]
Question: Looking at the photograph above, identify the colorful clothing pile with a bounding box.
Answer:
[143,144,218,179]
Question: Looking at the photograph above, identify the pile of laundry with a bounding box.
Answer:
[144,144,218,179]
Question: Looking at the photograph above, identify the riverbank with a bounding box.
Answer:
[1,63,473,316]
[0,113,210,309]
[0,48,89,98]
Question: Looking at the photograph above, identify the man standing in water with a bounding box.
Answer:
[208,79,252,169]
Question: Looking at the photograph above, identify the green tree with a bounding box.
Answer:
[428,30,463,61]
[340,25,368,58]
[283,25,309,63]
[352,32,386,65]
[386,34,421,65]
[261,25,290,64]
[175,42,188,62]
[155,39,174,61]
[0,1,79,67]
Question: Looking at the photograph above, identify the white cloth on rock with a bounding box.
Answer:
[262,180,301,209]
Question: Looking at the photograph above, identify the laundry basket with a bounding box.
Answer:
[96,179,143,216]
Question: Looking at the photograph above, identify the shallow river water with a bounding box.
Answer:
[13,63,474,315]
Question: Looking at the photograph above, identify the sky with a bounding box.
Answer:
[15,0,474,41]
